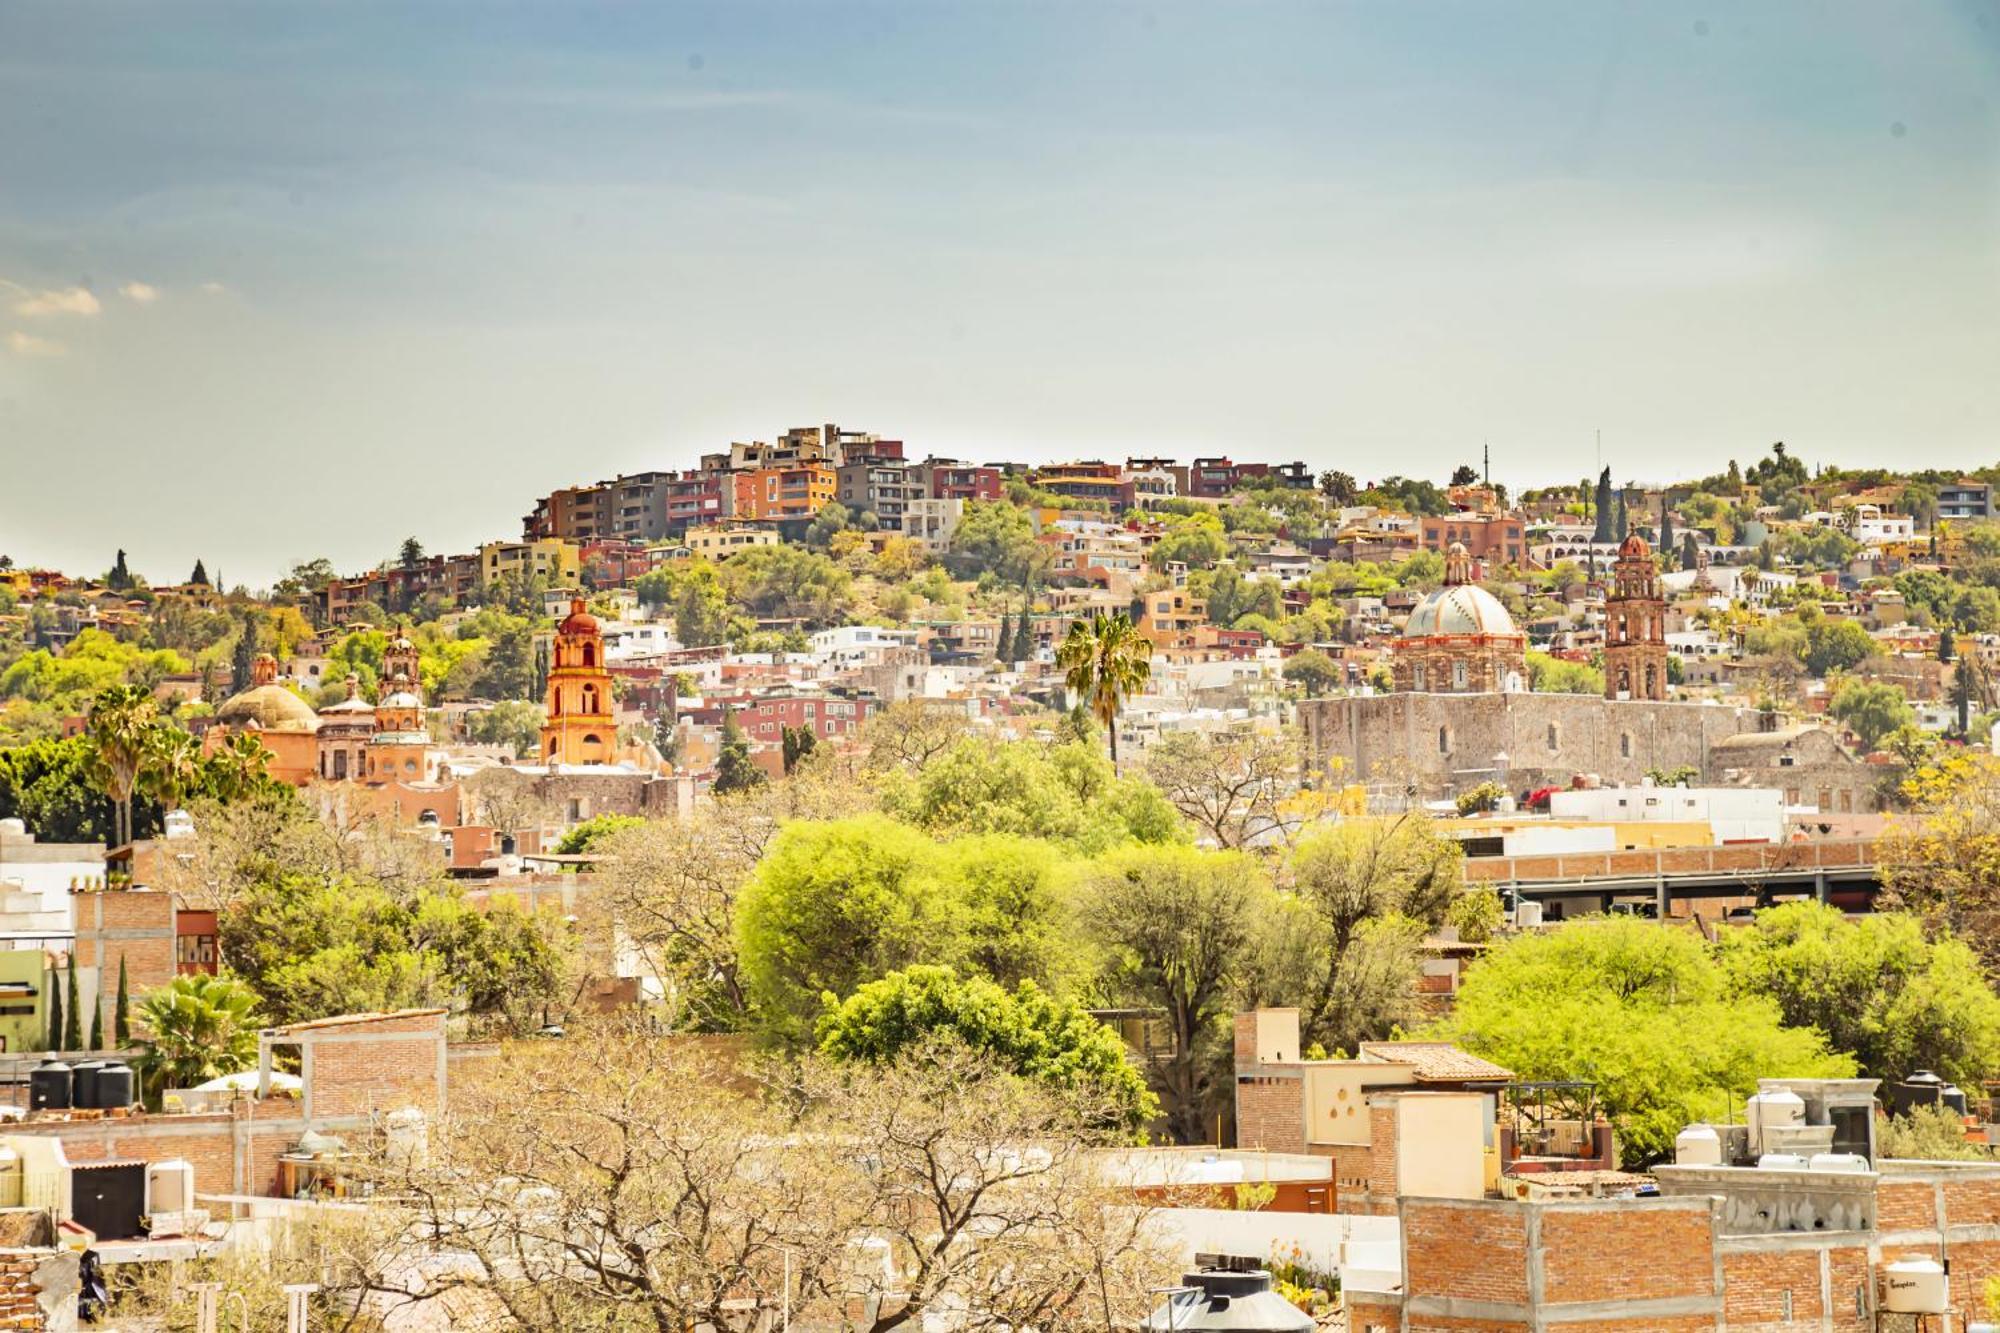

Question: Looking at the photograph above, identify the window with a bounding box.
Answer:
[1439,726,1451,754]
[1452,660,1468,689]
[1547,723,1560,752]
[1619,732,1632,759]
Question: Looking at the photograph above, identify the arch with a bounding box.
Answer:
[582,684,601,714]
[583,732,603,750]
[582,643,597,668]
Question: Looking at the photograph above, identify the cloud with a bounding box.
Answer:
[11,285,100,317]
[6,330,67,357]
[118,282,160,304]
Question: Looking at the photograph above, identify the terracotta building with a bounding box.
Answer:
[205,654,320,786]
[540,599,616,766]
[1391,543,1527,694]
[1605,531,1668,701]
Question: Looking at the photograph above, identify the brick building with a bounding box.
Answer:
[912,459,1004,503]
[1419,510,1527,566]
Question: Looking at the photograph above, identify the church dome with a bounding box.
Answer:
[1404,584,1520,640]
[379,690,423,710]
[216,684,321,734]
[558,598,599,636]
[1618,532,1652,559]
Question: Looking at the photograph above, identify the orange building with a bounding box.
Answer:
[360,627,442,784]
[540,599,616,766]
[728,464,836,521]
[206,654,320,786]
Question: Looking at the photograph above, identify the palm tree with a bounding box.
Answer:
[137,725,202,815]
[84,684,161,847]
[133,973,263,1102]
[1055,611,1152,768]
[203,732,272,804]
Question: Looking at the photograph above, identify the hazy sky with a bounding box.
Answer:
[2,2,1998,586]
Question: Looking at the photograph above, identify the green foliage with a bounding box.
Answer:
[0,629,190,744]
[1803,616,1878,677]
[1715,902,2000,1088]
[1149,514,1229,572]
[45,963,62,1052]
[880,736,1184,855]
[946,502,1044,584]
[466,699,545,758]
[1056,612,1152,765]
[713,710,767,795]
[1455,782,1506,816]
[133,973,264,1101]
[816,966,1158,1137]
[114,956,130,1047]
[1527,650,1604,695]
[220,872,570,1031]
[62,953,80,1052]
[554,813,645,856]
[1439,917,1854,1164]
[1879,1103,1989,1161]
[1282,649,1340,696]
[1447,888,1504,944]
[1828,678,1915,752]
[0,736,119,842]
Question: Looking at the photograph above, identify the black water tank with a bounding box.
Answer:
[68,1061,103,1109]
[28,1060,71,1111]
[93,1062,134,1110]
[1141,1263,1315,1333]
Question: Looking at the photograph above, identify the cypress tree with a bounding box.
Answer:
[113,956,130,1047]
[190,558,209,587]
[46,968,62,1053]
[62,955,81,1053]
[1659,503,1676,566]
[88,999,102,1052]
[996,611,1013,663]
[1013,611,1035,663]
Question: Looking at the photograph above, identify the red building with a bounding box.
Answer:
[1419,512,1527,567]
[916,458,1005,502]
[693,693,878,745]
[1189,457,1271,498]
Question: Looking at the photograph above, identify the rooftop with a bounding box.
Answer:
[1356,1041,1515,1083]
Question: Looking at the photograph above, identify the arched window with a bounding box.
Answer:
[583,732,602,749]
[1439,726,1451,754]
[582,643,597,668]
[583,685,600,714]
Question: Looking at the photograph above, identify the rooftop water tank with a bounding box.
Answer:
[1747,1090,1806,1151]
[1757,1153,1809,1170]
[1675,1125,1723,1166]
[93,1061,134,1111]
[28,1060,70,1112]
[1141,1263,1314,1333]
[68,1061,104,1110]
[1809,1152,1870,1173]
[1882,1256,1949,1314]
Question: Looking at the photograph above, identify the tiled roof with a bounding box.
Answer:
[1356,1041,1514,1083]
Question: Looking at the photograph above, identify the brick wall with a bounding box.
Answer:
[1367,1103,1398,1199]
[1234,1076,1303,1154]
[1541,1206,1714,1305]
[1876,1179,1937,1233]
[1722,1249,1822,1330]
[1403,1200,1530,1307]
[5,1102,305,1198]
[0,1249,74,1331]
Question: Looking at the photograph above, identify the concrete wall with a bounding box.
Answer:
[1393,1095,1486,1201]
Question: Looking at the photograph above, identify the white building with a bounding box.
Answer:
[0,819,101,947]
[1546,785,1787,845]
[902,498,965,555]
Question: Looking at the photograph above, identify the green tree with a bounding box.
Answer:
[1056,612,1152,767]
[1083,843,1272,1143]
[108,549,133,591]
[137,724,203,814]
[83,683,162,847]
[1880,1103,1988,1161]
[1716,902,2000,1087]
[0,736,117,842]
[133,973,264,1101]
[673,561,735,648]
[45,963,62,1052]
[1803,617,1878,677]
[736,816,956,1045]
[817,966,1158,1137]
[1282,649,1340,697]
[189,559,209,587]
[88,994,102,1052]
[1438,918,1854,1163]
[474,621,537,700]
[114,956,130,1047]
[946,502,1044,584]
[466,699,545,758]
[781,725,818,774]
[399,536,425,570]
[554,813,646,856]
[713,710,767,796]
[1149,514,1229,572]
[880,735,1182,854]
[62,953,81,1052]
[1828,678,1915,752]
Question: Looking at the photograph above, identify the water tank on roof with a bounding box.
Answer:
[93,1061,134,1110]
[0,818,25,837]
[68,1061,103,1110]
[1141,1261,1314,1333]
[1882,1256,1949,1314]
[1809,1153,1870,1173]
[28,1060,70,1111]
[1747,1090,1806,1151]
[1757,1153,1808,1170]
[1674,1125,1722,1166]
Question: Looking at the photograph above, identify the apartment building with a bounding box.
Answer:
[836,456,921,530]
[726,465,837,522]
[913,458,1005,503]
[479,538,582,588]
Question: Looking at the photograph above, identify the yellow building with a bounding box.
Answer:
[478,538,580,589]
[684,523,781,561]
[539,599,616,766]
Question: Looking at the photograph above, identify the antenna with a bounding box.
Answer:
[1483,439,1490,488]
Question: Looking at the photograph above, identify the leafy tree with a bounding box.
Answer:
[1591,469,1614,543]
[880,735,1182,854]
[137,724,203,814]
[713,710,767,796]
[88,994,102,1052]
[473,620,538,700]
[1803,617,1878,677]
[1447,887,1504,943]
[781,724,818,774]
[719,545,854,627]
[1828,678,1914,752]
[1143,726,1303,849]
[1056,612,1152,766]
[466,699,545,758]
[554,813,645,855]
[1083,843,1272,1142]
[1879,1104,1989,1161]
[0,736,119,842]
[133,972,263,1101]
[84,683,161,847]
[1527,651,1604,695]
[108,549,134,591]
[1012,608,1036,663]
[1149,513,1229,572]
[1438,918,1853,1163]
[1449,464,1480,487]
[736,816,958,1045]
[945,502,1043,584]
[817,966,1158,1137]
[63,953,82,1052]
[1716,902,2000,1087]
[1282,649,1340,697]
[114,956,130,1046]
[1286,816,1462,1055]
[1319,470,1357,503]
[399,537,425,570]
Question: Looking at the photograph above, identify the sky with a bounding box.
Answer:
[1,1,1998,587]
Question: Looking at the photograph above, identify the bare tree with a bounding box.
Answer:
[1143,725,1304,849]
[862,699,975,774]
